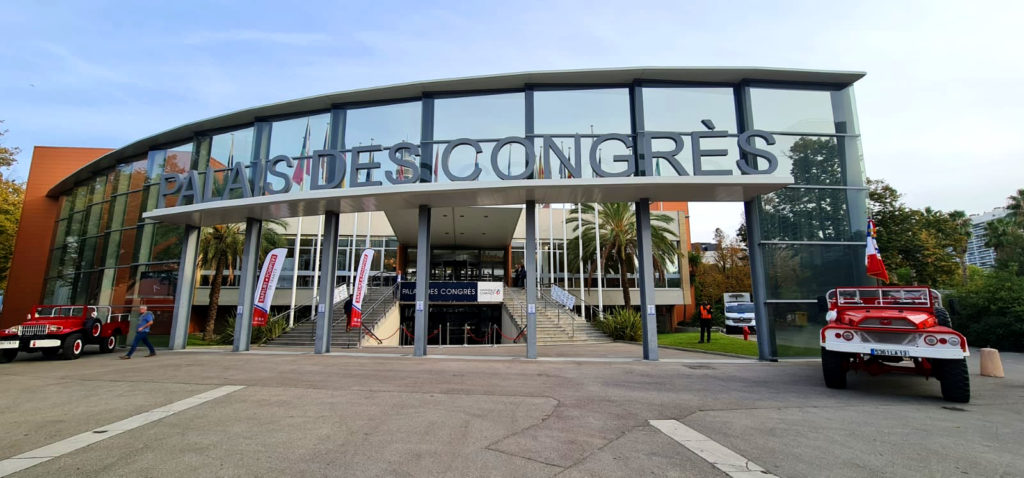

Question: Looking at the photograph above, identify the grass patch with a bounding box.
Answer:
[657,332,821,357]
[134,334,223,348]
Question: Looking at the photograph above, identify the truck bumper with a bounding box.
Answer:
[0,339,19,350]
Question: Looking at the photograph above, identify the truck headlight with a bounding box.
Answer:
[3,326,19,334]
[948,337,961,347]
[47,325,63,333]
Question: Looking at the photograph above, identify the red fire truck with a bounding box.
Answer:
[0,305,130,362]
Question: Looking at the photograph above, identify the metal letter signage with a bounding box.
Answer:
[156,124,780,209]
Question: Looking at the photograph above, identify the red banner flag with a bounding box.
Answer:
[348,249,376,329]
[866,219,889,282]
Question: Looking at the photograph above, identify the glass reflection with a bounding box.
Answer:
[759,188,867,242]
[763,243,871,300]
[267,114,330,192]
[433,93,524,184]
[749,88,836,134]
[534,88,630,179]
[642,86,737,133]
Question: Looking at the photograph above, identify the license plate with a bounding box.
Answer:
[0,340,18,349]
[871,348,909,357]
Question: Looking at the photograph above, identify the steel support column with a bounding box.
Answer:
[745,201,777,361]
[635,199,659,361]
[414,205,431,356]
[233,218,262,352]
[168,225,199,350]
[525,200,538,359]
[314,211,340,354]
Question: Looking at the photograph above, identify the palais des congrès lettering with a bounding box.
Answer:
[157,124,780,208]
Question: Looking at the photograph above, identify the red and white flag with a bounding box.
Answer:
[253,248,288,327]
[348,248,376,329]
[866,219,889,283]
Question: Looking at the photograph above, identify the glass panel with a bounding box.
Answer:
[753,135,850,186]
[209,127,253,170]
[268,114,331,192]
[72,185,89,212]
[749,87,836,134]
[642,86,738,133]
[47,246,64,278]
[127,157,148,191]
[345,101,421,147]
[89,175,107,204]
[150,224,185,262]
[123,191,143,228]
[104,231,122,268]
[129,263,178,301]
[534,88,632,179]
[53,218,69,249]
[107,195,127,230]
[85,204,103,236]
[79,236,99,271]
[164,143,194,175]
[767,302,825,357]
[434,93,523,140]
[534,88,630,134]
[759,188,867,242]
[762,244,872,300]
[58,194,72,220]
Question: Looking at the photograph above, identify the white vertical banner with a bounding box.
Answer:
[349,248,376,328]
[253,248,288,327]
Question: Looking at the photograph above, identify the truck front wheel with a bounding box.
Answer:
[99,334,118,353]
[935,358,971,403]
[821,348,850,389]
[0,349,17,363]
[61,334,84,360]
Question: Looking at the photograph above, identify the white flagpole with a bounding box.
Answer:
[577,203,585,318]
[311,216,323,300]
[594,203,603,316]
[548,203,554,286]
[561,204,568,289]
[288,217,302,328]
[348,213,359,287]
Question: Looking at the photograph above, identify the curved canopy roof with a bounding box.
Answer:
[49,66,864,197]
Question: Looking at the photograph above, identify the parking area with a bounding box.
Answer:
[1,344,1021,477]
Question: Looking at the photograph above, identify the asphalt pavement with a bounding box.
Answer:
[0,343,1020,477]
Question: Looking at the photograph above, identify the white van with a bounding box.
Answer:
[723,292,755,334]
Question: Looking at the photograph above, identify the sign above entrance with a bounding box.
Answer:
[156,127,781,209]
[399,281,505,303]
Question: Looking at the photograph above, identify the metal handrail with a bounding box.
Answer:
[271,294,320,327]
[332,282,400,328]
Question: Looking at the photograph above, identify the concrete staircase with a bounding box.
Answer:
[503,287,611,344]
[268,285,398,348]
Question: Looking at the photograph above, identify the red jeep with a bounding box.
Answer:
[0,305,130,362]
[818,287,970,403]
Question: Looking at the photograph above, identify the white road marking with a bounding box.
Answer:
[650,419,779,478]
[0,385,245,477]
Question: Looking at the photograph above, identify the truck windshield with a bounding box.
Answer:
[725,303,754,314]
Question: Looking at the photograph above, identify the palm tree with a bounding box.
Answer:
[1007,188,1024,226]
[566,203,682,308]
[197,220,286,341]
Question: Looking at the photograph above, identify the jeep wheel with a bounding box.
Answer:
[821,348,850,389]
[0,349,17,363]
[934,306,952,328]
[99,334,117,353]
[936,358,971,403]
[61,334,84,360]
[88,320,103,339]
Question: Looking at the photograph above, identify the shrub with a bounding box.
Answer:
[217,314,289,345]
[949,268,1024,352]
[594,307,643,342]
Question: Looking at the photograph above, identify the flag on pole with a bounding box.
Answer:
[292,119,312,186]
[433,148,440,182]
[253,248,288,327]
[348,248,376,329]
[227,133,235,167]
[866,219,889,282]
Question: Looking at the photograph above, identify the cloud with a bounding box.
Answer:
[183,29,332,46]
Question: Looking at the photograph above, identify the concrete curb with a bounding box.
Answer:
[613,339,759,360]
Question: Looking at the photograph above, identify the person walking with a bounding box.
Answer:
[698,303,713,344]
[121,305,156,359]
[516,263,527,288]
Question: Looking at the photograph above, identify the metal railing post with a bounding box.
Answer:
[464,325,468,346]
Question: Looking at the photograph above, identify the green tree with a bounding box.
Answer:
[985,188,1024,276]
[0,121,25,290]
[868,178,967,287]
[197,220,286,341]
[950,267,1024,352]
[565,203,681,309]
[694,229,752,314]
[760,137,849,242]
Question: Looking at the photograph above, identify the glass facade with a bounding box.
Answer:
[747,85,870,356]
[41,72,868,357]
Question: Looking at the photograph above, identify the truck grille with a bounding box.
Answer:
[859,331,916,345]
[20,324,48,336]
[859,318,916,329]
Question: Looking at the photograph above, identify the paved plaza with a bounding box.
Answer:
[1,343,1021,477]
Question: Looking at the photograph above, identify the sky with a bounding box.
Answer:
[1,0,1022,242]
